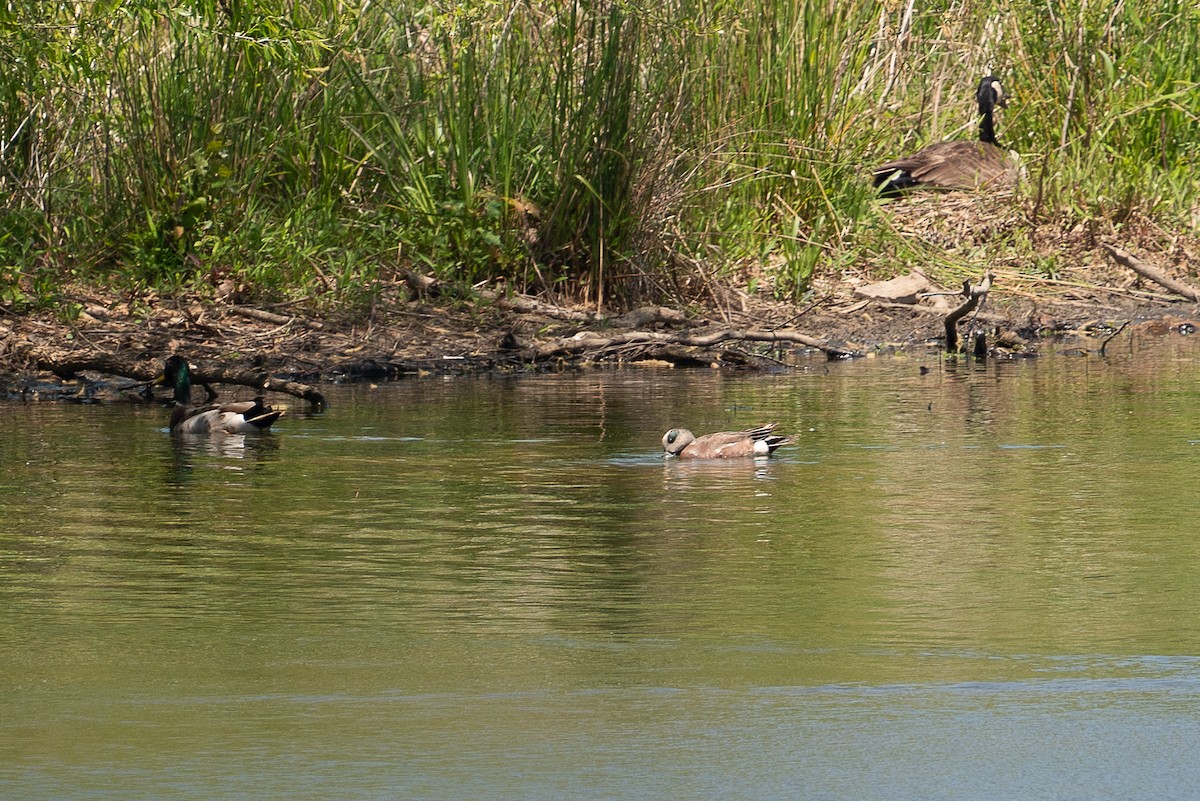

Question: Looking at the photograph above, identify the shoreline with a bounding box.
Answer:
[3,271,1197,406]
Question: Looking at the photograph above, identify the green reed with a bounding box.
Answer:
[1,0,1197,312]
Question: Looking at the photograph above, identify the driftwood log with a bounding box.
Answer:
[944,272,994,353]
[1103,243,1200,303]
[35,352,327,407]
[190,364,327,407]
[405,271,854,362]
[528,328,859,361]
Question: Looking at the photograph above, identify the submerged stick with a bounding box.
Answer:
[1098,320,1130,357]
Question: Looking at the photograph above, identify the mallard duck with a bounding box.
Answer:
[662,422,792,459]
[160,355,283,434]
[873,75,1019,196]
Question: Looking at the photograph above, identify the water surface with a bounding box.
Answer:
[3,338,1200,799]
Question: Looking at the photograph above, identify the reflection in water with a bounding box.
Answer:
[4,341,1200,800]
[661,453,780,482]
[163,431,282,486]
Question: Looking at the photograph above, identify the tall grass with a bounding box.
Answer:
[1,0,1197,312]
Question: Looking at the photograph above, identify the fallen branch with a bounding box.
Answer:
[191,364,328,408]
[987,269,1178,305]
[489,292,600,322]
[227,305,324,330]
[529,328,859,361]
[35,352,327,407]
[945,272,994,353]
[1103,243,1200,303]
[483,289,689,327]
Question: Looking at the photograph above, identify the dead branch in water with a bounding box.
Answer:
[944,272,994,353]
[190,364,327,407]
[36,353,327,407]
[1098,320,1131,356]
[1103,243,1200,303]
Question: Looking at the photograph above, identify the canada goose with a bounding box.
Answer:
[662,423,792,459]
[160,355,283,434]
[873,76,1017,196]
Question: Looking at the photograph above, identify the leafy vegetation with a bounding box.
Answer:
[1,0,1197,313]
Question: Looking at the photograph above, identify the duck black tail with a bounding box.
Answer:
[245,397,284,430]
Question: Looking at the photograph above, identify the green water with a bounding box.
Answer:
[3,340,1200,800]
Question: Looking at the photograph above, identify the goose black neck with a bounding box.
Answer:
[979,108,999,146]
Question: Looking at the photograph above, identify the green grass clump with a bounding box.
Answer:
[1,0,1197,313]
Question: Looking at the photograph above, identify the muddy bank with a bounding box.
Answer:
[2,266,1197,408]
[4,197,1200,404]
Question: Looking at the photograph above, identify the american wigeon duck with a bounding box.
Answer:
[662,422,792,459]
[160,355,283,435]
